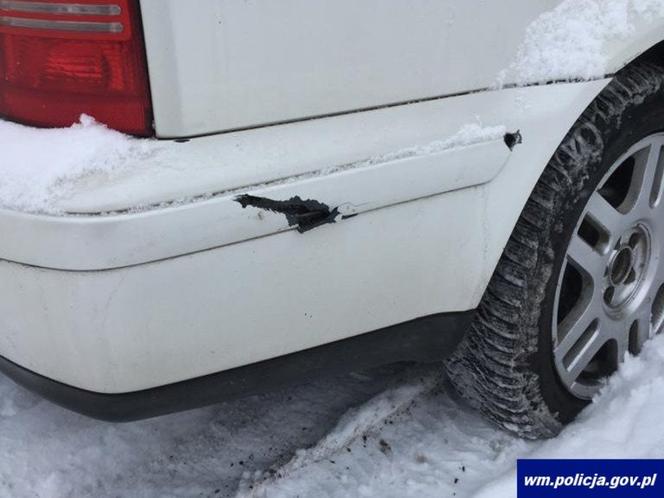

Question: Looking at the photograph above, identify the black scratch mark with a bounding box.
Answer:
[504,130,523,150]
[235,194,340,233]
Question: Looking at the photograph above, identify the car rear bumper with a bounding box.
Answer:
[0,311,474,421]
[0,191,489,394]
[0,79,608,405]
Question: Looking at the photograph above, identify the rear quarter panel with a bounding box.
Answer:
[139,0,557,137]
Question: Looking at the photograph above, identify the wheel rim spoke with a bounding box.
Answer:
[554,298,599,363]
[633,143,664,211]
[566,233,605,277]
[649,277,664,336]
[630,305,653,355]
[584,191,624,243]
[614,321,630,362]
[655,260,664,297]
[560,324,605,388]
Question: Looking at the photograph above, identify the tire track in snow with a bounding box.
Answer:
[242,335,664,498]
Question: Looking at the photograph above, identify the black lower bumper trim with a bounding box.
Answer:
[0,310,474,422]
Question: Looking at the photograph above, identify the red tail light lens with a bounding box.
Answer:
[0,0,153,136]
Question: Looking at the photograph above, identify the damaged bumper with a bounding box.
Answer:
[0,126,510,271]
[0,80,608,416]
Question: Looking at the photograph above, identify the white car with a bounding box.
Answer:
[1,0,663,438]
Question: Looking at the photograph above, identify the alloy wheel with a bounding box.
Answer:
[553,133,664,399]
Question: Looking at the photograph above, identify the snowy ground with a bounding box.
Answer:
[2,334,664,498]
[0,362,425,498]
[244,335,664,498]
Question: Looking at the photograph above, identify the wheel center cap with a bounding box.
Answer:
[608,246,634,286]
[603,224,652,311]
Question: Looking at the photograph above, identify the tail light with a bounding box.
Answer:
[0,0,153,136]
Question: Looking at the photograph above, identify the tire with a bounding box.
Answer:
[445,61,664,439]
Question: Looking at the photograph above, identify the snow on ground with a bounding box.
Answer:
[2,336,664,497]
[242,335,664,498]
[0,363,415,498]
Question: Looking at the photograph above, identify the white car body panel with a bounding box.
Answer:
[0,80,608,392]
[139,0,664,139]
[140,0,558,137]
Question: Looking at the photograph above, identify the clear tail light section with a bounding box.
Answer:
[0,0,153,136]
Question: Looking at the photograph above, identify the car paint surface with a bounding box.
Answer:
[140,0,558,137]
